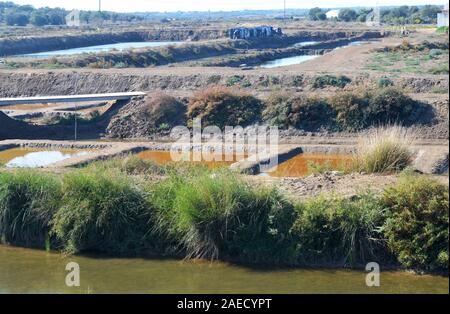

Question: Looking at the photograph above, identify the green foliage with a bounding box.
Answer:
[328,92,369,131]
[377,77,394,88]
[312,75,352,89]
[263,92,332,130]
[382,175,449,271]
[151,169,298,264]
[52,170,152,254]
[187,86,262,128]
[355,126,414,174]
[366,88,415,125]
[338,9,357,22]
[291,193,387,266]
[0,171,61,248]
[144,93,186,132]
[308,7,326,21]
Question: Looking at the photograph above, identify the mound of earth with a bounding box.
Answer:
[106,95,187,139]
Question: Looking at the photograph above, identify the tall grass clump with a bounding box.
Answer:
[291,193,388,267]
[52,170,153,255]
[382,175,449,272]
[0,171,61,248]
[354,126,415,173]
[151,169,298,264]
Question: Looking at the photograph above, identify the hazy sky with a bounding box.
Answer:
[10,0,446,13]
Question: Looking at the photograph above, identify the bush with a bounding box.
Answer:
[354,126,414,173]
[151,169,298,264]
[0,171,61,248]
[263,92,333,130]
[52,170,153,254]
[187,86,262,128]
[144,93,186,132]
[329,92,368,131]
[382,175,449,272]
[291,193,387,266]
[377,77,394,88]
[329,88,418,131]
[366,88,415,125]
[312,75,352,89]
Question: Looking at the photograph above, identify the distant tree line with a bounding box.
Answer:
[309,5,443,24]
[0,1,144,27]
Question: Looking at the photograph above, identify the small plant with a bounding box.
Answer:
[377,77,394,88]
[226,75,243,86]
[263,92,332,130]
[0,171,61,248]
[354,125,415,173]
[312,75,352,89]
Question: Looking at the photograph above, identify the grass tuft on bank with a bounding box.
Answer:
[0,166,448,272]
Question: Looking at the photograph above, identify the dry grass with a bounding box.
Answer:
[354,125,415,173]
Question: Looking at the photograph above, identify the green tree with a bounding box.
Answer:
[338,9,357,22]
[30,12,48,26]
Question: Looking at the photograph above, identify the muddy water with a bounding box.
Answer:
[17,41,181,58]
[0,245,447,294]
[265,154,353,178]
[137,150,247,169]
[0,148,92,168]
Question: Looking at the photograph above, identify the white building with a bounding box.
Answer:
[437,4,449,27]
[66,9,81,27]
[326,9,340,19]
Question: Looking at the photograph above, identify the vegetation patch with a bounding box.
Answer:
[0,166,448,272]
[262,92,333,131]
[354,126,414,174]
[187,86,262,128]
[312,75,352,89]
[0,171,61,249]
[382,175,449,272]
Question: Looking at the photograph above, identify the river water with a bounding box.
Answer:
[16,41,181,58]
[0,245,447,294]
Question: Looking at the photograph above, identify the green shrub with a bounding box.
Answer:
[377,77,394,88]
[355,126,414,173]
[144,93,186,132]
[291,193,387,266]
[187,86,262,128]
[86,156,165,176]
[52,170,153,254]
[0,171,61,248]
[263,92,333,130]
[382,175,449,272]
[366,88,415,125]
[151,169,298,264]
[329,92,368,131]
[312,75,352,89]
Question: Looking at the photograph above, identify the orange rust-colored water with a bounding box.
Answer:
[137,150,248,169]
[267,153,353,177]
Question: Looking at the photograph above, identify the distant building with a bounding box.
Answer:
[228,26,282,40]
[326,9,340,19]
[437,4,449,27]
[66,9,81,27]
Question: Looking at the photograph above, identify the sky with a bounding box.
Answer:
[9,0,446,13]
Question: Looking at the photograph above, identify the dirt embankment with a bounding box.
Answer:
[0,69,447,98]
[0,29,225,56]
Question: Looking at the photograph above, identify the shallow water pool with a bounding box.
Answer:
[0,148,92,168]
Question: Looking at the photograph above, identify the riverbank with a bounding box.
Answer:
[0,160,448,274]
